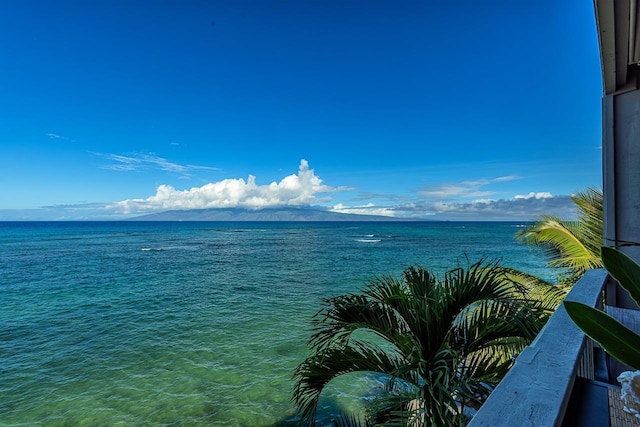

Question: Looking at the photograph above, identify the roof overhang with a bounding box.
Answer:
[594,0,640,94]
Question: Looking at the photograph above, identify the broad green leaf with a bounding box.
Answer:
[601,246,640,306]
[564,301,640,370]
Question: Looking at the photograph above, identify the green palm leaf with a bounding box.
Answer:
[310,292,416,354]
[331,414,372,427]
[499,267,569,313]
[571,187,604,254]
[293,341,411,426]
[292,260,547,425]
[516,216,601,272]
[515,187,603,283]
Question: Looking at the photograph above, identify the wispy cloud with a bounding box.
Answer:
[93,152,219,178]
[109,159,344,214]
[417,176,521,199]
[331,203,396,217]
[492,175,521,183]
[47,133,74,142]
[352,191,411,203]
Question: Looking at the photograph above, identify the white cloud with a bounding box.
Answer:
[110,159,340,214]
[331,203,396,217]
[492,175,521,183]
[47,133,73,141]
[514,192,553,200]
[419,183,495,199]
[418,175,521,199]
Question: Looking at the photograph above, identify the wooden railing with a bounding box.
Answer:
[469,269,609,426]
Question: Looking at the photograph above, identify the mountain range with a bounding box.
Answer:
[132,207,418,222]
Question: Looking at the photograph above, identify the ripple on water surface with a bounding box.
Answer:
[0,221,552,425]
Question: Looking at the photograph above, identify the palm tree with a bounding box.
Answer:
[292,260,549,426]
[515,187,603,286]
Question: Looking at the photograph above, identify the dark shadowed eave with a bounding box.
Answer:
[594,0,640,95]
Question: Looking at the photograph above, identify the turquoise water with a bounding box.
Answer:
[0,221,553,426]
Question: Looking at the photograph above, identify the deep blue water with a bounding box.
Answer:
[0,221,552,426]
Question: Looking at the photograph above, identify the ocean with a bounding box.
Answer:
[0,221,554,426]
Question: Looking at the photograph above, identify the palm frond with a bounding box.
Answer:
[460,347,514,396]
[402,265,438,300]
[363,268,438,357]
[420,356,469,427]
[435,260,524,346]
[366,388,422,427]
[500,267,569,314]
[292,340,412,426]
[293,260,550,426]
[516,215,602,274]
[331,413,372,427]
[451,299,540,353]
[447,299,538,396]
[310,291,416,355]
[515,188,603,283]
[571,187,603,254]
[448,260,522,307]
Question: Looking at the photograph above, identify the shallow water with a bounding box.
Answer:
[0,221,552,426]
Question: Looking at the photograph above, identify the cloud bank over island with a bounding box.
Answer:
[110,160,344,214]
[331,192,576,221]
[330,178,577,221]
[0,159,580,221]
[106,159,577,220]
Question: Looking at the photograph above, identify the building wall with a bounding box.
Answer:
[603,88,640,307]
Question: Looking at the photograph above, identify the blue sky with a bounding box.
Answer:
[0,1,602,220]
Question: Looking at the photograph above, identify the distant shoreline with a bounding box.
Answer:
[0,219,534,224]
